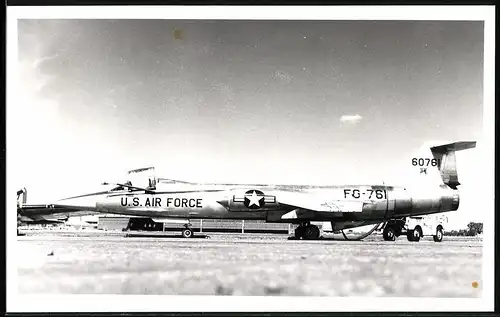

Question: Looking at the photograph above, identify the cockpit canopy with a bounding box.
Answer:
[156,178,194,185]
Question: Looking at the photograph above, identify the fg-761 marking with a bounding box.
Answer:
[343,189,387,199]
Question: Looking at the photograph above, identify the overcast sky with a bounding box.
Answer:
[13,19,484,229]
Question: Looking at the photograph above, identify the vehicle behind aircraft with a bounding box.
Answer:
[380,213,448,242]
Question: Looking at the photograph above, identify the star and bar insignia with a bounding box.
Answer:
[233,190,276,209]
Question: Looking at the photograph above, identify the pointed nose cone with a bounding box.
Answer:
[95,196,128,213]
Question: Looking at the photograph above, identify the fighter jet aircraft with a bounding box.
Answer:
[17,141,475,240]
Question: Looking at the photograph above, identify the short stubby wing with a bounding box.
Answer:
[277,191,364,213]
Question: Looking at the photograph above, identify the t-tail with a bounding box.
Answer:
[409,140,476,189]
[430,141,476,189]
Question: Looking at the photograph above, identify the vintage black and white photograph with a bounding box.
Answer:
[6,6,495,313]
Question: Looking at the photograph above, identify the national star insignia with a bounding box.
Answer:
[247,191,263,207]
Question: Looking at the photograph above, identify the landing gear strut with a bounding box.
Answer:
[181,223,194,238]
[294,222,321,240]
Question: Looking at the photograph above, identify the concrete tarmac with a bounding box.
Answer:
[16,231,483,297]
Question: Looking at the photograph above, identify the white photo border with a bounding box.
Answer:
[6,5,496,313]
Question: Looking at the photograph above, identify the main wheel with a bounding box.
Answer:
[181,228,193,238]
[383,226,396,241]
[303,225,320,240]
[433,227,444,242]
[294,226,305,239]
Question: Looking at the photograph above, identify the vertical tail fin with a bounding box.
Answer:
[430,141,476,189]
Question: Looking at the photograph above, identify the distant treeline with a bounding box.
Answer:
[444,222,483,236]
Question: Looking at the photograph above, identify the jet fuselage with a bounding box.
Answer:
[50,182,460,224]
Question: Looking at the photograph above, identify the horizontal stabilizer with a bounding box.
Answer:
[430,141,476,153]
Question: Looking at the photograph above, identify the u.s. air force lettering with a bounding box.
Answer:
[120,197,203,208]
[233,190,276,209]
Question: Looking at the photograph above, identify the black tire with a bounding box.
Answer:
[181,228,193,238]
[414,226,422,242]
[383,226,396,241]
[303,225,320,240]
[433,227,444,242]
[311,225,320,239]
[294,226,305,239]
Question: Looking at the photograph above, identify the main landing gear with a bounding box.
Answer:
[294,221,321,240]
[181,223,194,238]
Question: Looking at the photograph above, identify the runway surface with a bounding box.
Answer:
[16,231,483,297]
